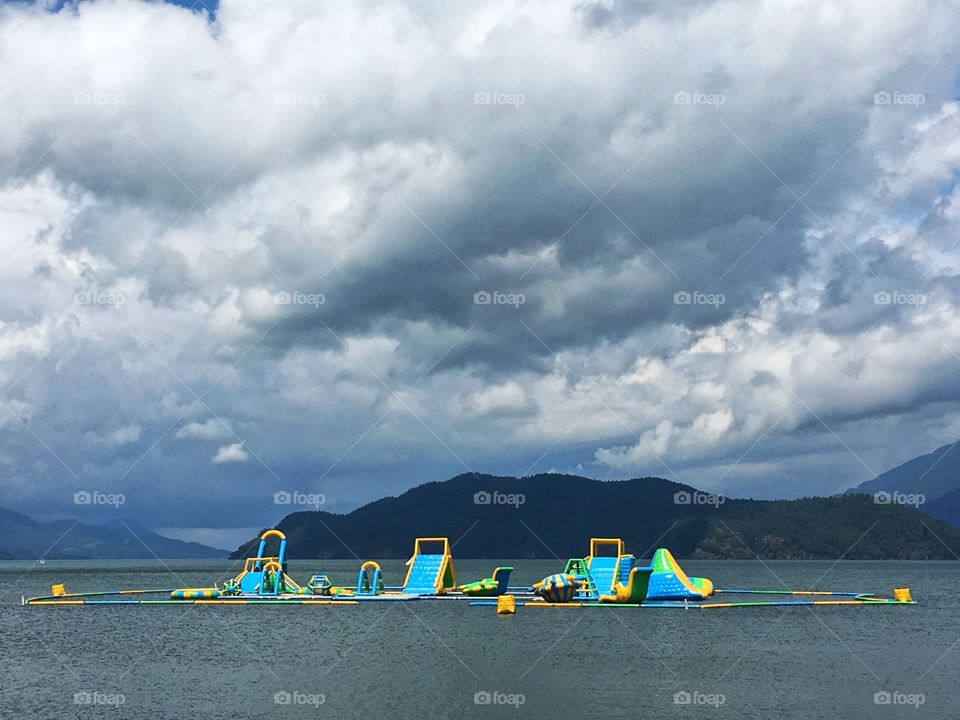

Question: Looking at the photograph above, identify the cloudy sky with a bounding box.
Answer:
[1,0,959,548]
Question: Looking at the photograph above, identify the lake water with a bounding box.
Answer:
[1,559,956,719]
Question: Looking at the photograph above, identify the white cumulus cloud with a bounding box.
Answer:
[212,442,249,464]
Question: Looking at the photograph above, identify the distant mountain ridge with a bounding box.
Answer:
[851,441,960,526]
[0,507,225,559]
[231,473,960,560]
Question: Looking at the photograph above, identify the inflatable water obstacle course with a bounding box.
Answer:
[23,529,915,610]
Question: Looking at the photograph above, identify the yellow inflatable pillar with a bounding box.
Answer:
[893,587,913,602]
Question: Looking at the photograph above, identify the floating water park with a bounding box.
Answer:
[23,529,915,610]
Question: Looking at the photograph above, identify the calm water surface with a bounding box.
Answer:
[1,559,956,719]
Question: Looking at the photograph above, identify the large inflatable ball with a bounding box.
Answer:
[533,573,579,603]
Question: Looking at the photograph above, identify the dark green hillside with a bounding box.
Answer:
[232,473,960,560]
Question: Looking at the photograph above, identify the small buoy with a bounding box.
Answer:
[50,583,66,597]
[497,595,516,614]
[893,587,912,602]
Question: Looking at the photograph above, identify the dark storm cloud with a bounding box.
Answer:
[0,0,958,544]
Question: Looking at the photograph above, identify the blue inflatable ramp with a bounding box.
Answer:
[586,538,627,597]
[402,538,456,595]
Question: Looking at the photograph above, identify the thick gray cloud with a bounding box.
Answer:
[0,0,959,547]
